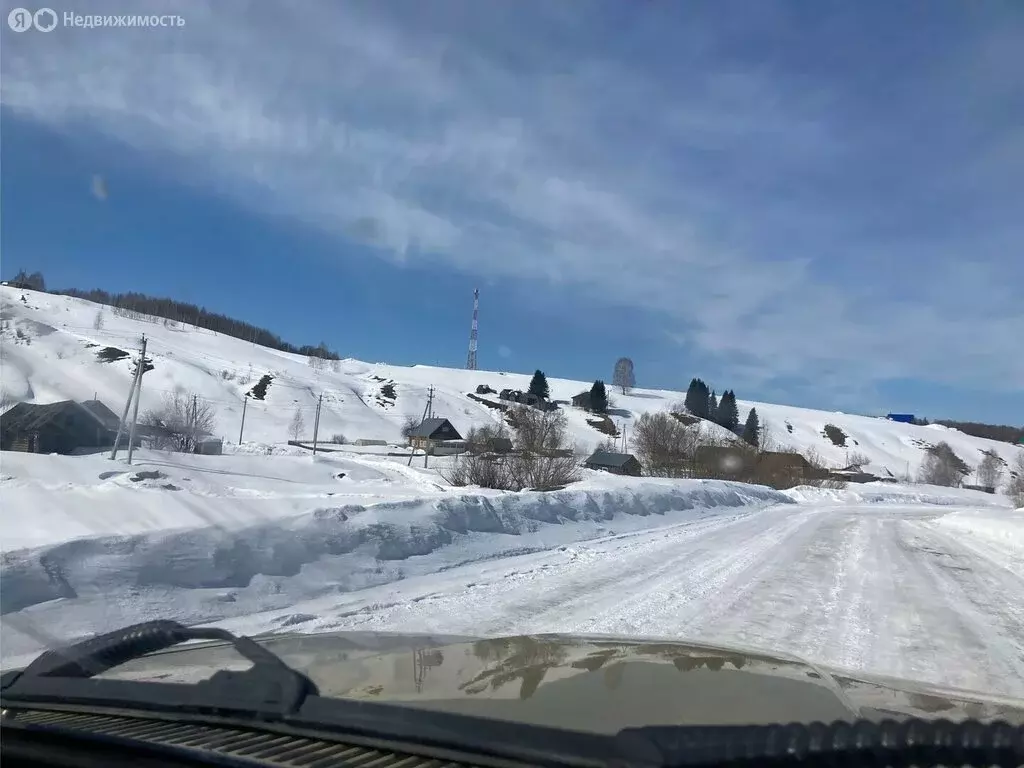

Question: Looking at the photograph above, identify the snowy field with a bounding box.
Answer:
[2,448,1023,703]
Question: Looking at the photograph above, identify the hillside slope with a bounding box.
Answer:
[2,285,1020,482]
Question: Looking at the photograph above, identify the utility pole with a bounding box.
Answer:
[408,385,435,467]
[111,335,145,460]
[238,394,248,443]
[423,386,435,468]
[125,335,148,465]
[311,393,323,455]
[192,394,199,452]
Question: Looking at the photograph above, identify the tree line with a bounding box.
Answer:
[684,378,760,448]
[57,285,342,360]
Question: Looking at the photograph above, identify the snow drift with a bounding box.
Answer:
[0,446,792,663]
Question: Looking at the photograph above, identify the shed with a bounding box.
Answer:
[407,417,463,453]
[0,399,122,454]
[571,391,593,410]
[693,445,755,477]
[483,436,514,454]
[756,451,829,481]
[584,450,642,477]
[194,436,224,456]
[828,469,879,484]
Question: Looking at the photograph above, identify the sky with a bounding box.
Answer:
[1,0,1022,423]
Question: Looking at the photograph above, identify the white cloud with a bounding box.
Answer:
[2,1,1020,398]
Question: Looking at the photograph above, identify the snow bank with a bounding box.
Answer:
[783,482,1013,509]
[928,508,1024,578]
[0,450,451,550]
[0,447,791,662]
[1,479,791,614]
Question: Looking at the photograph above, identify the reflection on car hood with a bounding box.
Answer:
[102,630,1024,733]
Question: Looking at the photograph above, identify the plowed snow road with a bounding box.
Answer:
[251,504,1024,699]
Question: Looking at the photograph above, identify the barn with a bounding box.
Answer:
[0,399,122,454]
[584,450,642,477]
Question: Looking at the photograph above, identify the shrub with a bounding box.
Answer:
[823,424,847,447]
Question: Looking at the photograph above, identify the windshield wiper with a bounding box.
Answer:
[1,620,613,767]
[0,620,318,719]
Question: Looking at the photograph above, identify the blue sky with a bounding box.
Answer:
[2,0,1021,423]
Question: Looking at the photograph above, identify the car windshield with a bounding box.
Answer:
[1,0,1022,728]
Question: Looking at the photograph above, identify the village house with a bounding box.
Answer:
[584,450,642,477]
[407,417,464,454]
[0,399,122,454]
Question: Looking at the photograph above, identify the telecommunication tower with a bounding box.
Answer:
[465,288,479,370]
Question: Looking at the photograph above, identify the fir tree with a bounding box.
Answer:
[708,390,718,421]
[589,379,609,413]
[528,369,550,399]
[741,408,760,448]
[684,378,701,414]
[685,378,711,418]
[718,390,740,431]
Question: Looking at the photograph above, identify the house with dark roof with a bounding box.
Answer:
[407,417,463,453]
[1,399,123,454]
[584,450,642,477]
[571,391,593,410]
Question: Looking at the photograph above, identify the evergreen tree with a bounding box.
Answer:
[684,378,701,414]
[685,378,711,418]
[708,390,718,421]
[527,369,550,399]
[718,390,740,431]
[589,379,609,413]
[741,408,760,448]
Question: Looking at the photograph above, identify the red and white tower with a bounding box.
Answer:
[466,288,479,370]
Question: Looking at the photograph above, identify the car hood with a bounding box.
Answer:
[101,630,1024,733]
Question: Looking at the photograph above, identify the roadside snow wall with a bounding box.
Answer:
[0,481,792,649]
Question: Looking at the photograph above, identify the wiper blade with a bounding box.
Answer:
[1,620,318,719]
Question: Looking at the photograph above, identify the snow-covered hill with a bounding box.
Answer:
[2,285,1020,483]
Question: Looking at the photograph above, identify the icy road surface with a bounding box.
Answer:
[228,503,1024,699]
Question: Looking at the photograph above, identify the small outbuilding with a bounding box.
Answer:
[584,450,642,477]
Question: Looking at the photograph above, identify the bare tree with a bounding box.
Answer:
[632,412,703,477]
[442,452,516,490]
[507,405,570,454]
[445,407,581,491]
[307,355,326,373]
[330,358,342,373]
[976,450,1003,489]
[141,391,216,453]
[918,441,970,487]
[612,357,636,395]
[290,408,305,441]
[758,420,779,453]
[507,450,582,491]
[846,451,871,468]
[93,310,104,331]
[401,414,420,440]
[465,421,510,454]
[1007,453,1024,507]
